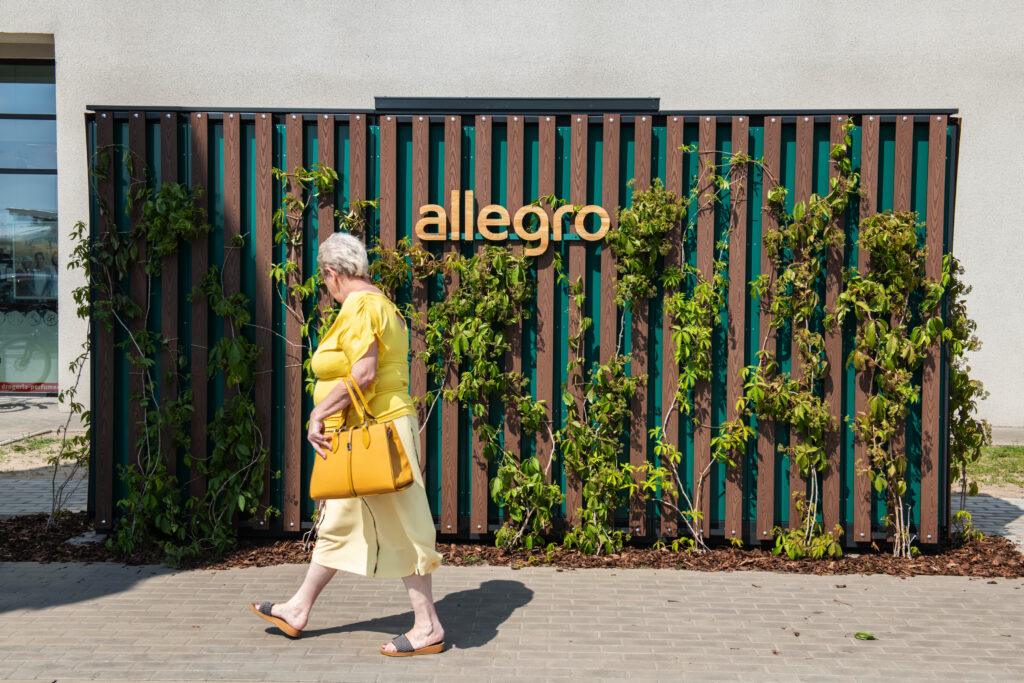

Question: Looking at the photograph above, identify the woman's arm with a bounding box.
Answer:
[308,341,379,458]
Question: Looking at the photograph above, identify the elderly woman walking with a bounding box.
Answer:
[249,232,445,656]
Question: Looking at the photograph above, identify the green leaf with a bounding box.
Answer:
[854,632,877,641]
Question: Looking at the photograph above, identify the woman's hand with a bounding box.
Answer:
[307,411,333,459]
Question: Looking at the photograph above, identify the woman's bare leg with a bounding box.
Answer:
[260,561,337,631]
[380,572,445,652]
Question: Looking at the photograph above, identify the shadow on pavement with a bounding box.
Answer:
[296,578,533,648]
[0,562,175,615]
[958,493,1024,541]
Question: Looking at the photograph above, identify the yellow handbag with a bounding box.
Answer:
[308,375,415,500]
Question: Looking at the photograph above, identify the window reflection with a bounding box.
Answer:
[0,119,57,169]
[1,60,57,394]
[0,62,55,115]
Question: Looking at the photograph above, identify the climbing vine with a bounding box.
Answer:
[558,275,643,555]
[270,163,376,394]
[420,244,557,550]
[833,212,989,555]
[65,122,990,565]
[62,146,273,563]
[943,256,991,540]
[650,165,738,552]
[724,124,858,559]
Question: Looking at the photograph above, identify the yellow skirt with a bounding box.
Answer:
[311,412,443,579]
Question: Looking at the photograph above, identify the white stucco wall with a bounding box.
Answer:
[2,0,1022,427]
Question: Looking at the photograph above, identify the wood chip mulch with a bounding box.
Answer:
[3,512,1022,578]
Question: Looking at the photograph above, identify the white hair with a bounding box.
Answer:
[317,231,369,279]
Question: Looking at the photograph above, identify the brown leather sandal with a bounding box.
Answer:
[380,633,446,657]
[249,602,302,639]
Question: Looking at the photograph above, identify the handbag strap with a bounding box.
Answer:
[346,374,377,419]
[338,374,376,427]
[339,376,365,426]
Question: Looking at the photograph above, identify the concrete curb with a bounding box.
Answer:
[0,429,57,448]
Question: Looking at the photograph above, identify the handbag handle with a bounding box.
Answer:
[336,374,376,429]
[345,374,377,420]
[338,376,365,426]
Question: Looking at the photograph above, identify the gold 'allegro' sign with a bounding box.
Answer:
[414,191,610,256]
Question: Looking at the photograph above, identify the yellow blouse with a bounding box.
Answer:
[310,290,417,429]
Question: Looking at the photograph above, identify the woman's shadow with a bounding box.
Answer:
[290,579,532,649]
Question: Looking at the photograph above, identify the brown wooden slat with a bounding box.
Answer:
[316,115,336,315]
[894,115,914,212]
[890,114,914,501]
[127,112,147,472]
[600,114,620,363]
[317,114,335,239]
[189,112,209,502]
[470,114,492,536]
[566,113,588,528]
[411,115,429,475]
[822,116,847,533]
[633,114,652,190]
[795,115,814,202]
[506,115,525,227]
[725,115,749,542]
[790,114,814,528]
[349,114,367,237]
[159,112,179,476]
[629,113,654,535]
[254,113,273,527]
[282,113,304,532]
[223,113,241,308]
[93,112,115,530]
[853,114,879,543]
[503,114,525,459]
[379,114,397,250]
[661,114,685,538]
[694,115,715,537]
[222,113,241,409]
[756,115,781,541]
[440,114,461,535]
[475,115,492,206]
[535,115,556,480]
[921,114,947,544]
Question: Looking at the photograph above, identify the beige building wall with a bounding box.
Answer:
[1,0,1022,428]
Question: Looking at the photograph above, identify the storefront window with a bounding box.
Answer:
[0,60,57,394]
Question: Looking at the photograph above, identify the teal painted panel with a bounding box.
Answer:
[905,121,932,530]
[746,122,764,524]
[555,123,570,513]
[270,121,286,515]
[300,122,317,520]
[210,122,226,441]
[842,123,863,532]
[586,123,603,372]
[112,120,130,505]
[522,121,538,462]
[681,122,700,505]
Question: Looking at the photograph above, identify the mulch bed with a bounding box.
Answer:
[3,512,1022,578]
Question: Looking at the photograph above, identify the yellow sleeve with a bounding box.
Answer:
[339,295,389,367]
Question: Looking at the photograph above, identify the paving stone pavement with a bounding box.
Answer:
[0,562,1022,682]
[954,494,1024,548]
[0,396,82,443]
[0,474,87,518]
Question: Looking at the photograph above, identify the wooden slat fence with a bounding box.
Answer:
[86,110,959,544]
